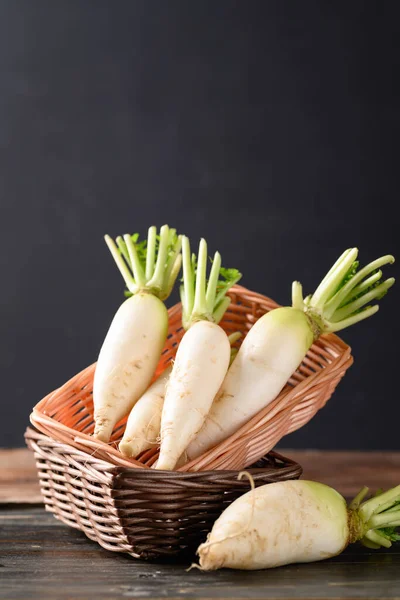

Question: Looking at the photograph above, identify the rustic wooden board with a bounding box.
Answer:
[1,507,399,600]
[281,449,400,497]
[1,448,400,599]
[1,448,399,504]
[0,448,41,504]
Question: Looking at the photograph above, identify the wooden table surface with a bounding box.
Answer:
[1,448,400,600]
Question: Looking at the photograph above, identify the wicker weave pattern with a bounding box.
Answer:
[30,285,353,471]
[25,427,302,559]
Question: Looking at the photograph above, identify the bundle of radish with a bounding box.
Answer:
[197,478,400,570]
[187,248,395,461]
[153,236,241,470]
[119,332,242,459]
[93,225,182,443]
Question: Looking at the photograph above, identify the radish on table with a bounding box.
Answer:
[93,225,182,443]
[197,478,400,570]
[154,236,241,470]
[119,332,242,459]
[187,248,395,461]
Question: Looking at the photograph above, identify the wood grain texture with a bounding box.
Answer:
[0,507,399,600]
[1,448,400,598]
[2,448,400,503]
[0,448,41,503]
[278,449,400,497]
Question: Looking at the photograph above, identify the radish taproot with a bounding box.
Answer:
[154,236,241,470]
[93,225,182,443]
[187,248,395,461]
[119,333,241,459]
[197,479,400,570]
[118,365,172,458]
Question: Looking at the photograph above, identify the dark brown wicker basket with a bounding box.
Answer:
[25,426,302,560]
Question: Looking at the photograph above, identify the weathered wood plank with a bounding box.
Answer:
[2,448,400,504]
[1,507,400,600]
[278,449,400,496]
[2,442,400,600]
[0,448,41,504]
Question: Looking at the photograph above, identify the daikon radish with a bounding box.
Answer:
[187,248,394,460]
[155,236,241,470]
[197,478,400,570]
[119,333,241,458]
[118,366,172,458]
[93,225,182,442]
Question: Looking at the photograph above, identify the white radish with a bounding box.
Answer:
[94,294,167,442]
[119,333,241,459]
[187,308,313,458]
[187,249,395,460]
[155,236,241,470]
[93,225,182,442]
[197,479,400,570]
[119,365,171,457]
[157,321,230,470]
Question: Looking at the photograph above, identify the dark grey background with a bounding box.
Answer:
[1,1,398,448]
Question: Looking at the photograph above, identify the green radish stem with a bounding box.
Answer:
[228,331,242,345]
[107,225,183,301]
[227,332,242,364]
[291,248,395,336]
[349,485,400,548]
[179,236,242,329]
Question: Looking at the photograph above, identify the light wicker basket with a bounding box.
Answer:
[25,426,302,559]
[27,284,353,559]
[30,285,353,471]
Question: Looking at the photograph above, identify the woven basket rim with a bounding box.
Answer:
[25,425,302,479]
[29,284,353,472]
